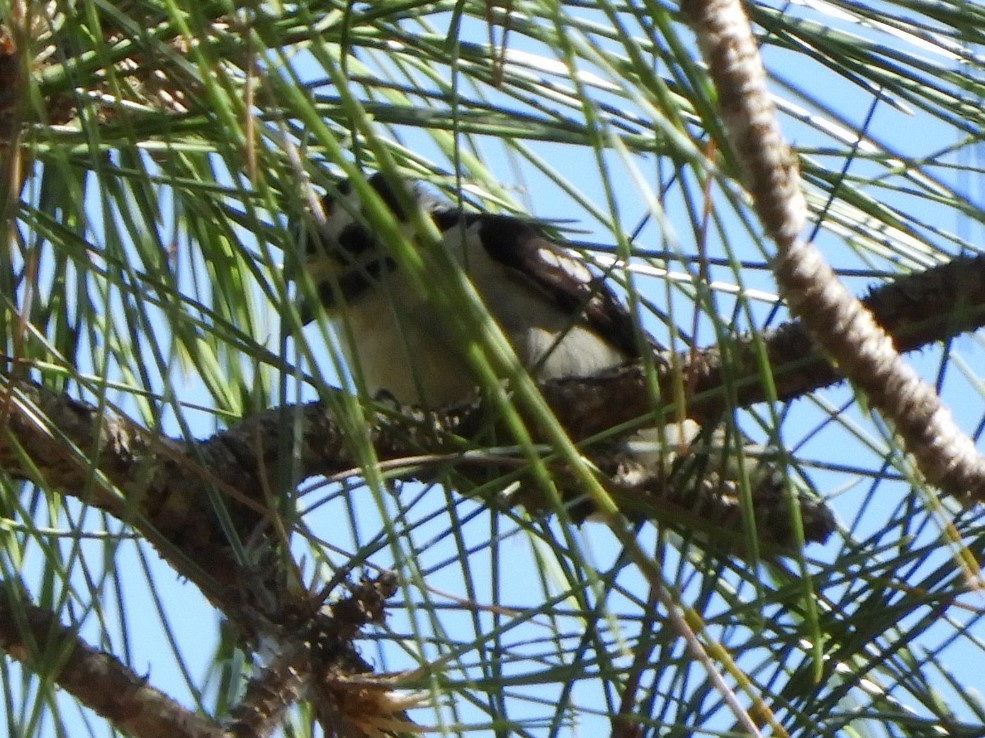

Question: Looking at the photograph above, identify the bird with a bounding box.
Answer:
[290,173,649,408]
[287,172,835,548]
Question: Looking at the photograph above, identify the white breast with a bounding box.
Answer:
[333,223,629,407]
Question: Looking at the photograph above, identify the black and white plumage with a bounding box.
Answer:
[292,173,652,408]
[288,173,836,548]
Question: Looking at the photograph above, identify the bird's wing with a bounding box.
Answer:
[460,213,662,358]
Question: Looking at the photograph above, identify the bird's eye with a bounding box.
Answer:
[337,178,355,197]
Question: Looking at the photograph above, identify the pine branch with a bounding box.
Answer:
[681,0,985,503]
[0,579,223,738]
[1,249,983,735]
[0,253,980,568]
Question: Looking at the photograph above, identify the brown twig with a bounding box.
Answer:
[0,579,223,738]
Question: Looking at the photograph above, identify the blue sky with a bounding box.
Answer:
[7,1,985,736]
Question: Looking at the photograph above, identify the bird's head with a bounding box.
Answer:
[288,173,419,323]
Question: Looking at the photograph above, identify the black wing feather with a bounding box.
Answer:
[471,214,661,358]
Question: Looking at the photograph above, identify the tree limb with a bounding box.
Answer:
[0,579,224,738]
[0,254,980,576]
[681,0,985,502]
[0,249,982,737]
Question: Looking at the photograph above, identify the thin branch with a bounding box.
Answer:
[0,579,224,738]
[0,251,981,737]
[540,254,985,431]
[681,0,985,503]
[2,254,984,578]
[228,571,410,738]
[0,377,379,726]
[228,649,307,738]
